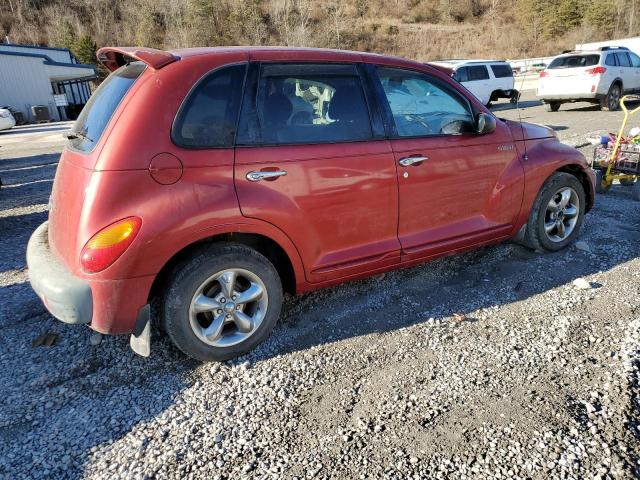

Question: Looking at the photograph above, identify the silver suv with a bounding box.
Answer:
[537,46,640,112]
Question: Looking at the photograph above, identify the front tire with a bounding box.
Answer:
[600,83,621,111]
[161,243,283,362]
[521,172,586,252]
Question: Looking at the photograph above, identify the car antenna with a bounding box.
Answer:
[515,59,529,161]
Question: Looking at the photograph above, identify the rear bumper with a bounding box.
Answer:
[537,93,604,102]
[27,222,92,324]
[27,221,155,333]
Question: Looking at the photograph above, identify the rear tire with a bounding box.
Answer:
[521,172,586,252]
[544,102,561,112]
[600,83,621,111]
[594,169,611,193]
[161,243,283,362]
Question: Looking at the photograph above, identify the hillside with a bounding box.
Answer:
[1,0,638,65]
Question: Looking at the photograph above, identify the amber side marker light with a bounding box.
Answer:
[81,217,142,273]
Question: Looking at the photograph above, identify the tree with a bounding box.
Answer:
[73,35,97,65]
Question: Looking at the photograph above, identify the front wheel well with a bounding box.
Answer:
[556,165,593,212]
[148,232,297,304]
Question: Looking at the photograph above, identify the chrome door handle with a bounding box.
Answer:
[246,170,287,182]
[398,156,428,167]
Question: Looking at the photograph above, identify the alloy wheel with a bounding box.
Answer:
[189,268,268,347]
[543,186,580,243]
[609,86,620,110]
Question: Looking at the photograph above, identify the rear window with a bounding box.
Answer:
[548,55,600,69]
[69,62,145,152]
[490,64,513,78]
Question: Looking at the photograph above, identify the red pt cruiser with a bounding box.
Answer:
[27,47,595,361]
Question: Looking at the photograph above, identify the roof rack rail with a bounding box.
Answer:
[599,46,629,51]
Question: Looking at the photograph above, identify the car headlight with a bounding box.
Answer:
[0,111,10,118]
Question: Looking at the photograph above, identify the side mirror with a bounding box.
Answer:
[476,112,496,135]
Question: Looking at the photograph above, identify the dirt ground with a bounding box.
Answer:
[0,97,638,479]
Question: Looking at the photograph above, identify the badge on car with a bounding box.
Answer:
[498,144,514,151]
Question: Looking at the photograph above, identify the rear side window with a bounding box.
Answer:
[605,54,617,66]
[548,55,600,68]
[69,62,145,152]
[239,63,372,145]
[173,64,246,148]
[467,65,489,81]
[490,64,513,78]
[616,52,632,67]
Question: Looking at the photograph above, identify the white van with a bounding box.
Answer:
[429,60,516,106]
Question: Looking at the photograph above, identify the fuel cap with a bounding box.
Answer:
[148,153,183,185]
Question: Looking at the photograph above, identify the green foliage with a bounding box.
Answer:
[73,35,96,65]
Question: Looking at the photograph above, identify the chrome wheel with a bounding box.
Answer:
[189,268,268,347]
[544,186,580,242]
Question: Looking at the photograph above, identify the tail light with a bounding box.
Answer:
[81,217,142,273]
[539,71,548,78]
[585,66,606,75]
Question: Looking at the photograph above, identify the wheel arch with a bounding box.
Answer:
[148,230,300,304]
[555,164,594,212]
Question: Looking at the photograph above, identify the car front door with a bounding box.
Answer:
[234,62,400,284]
[373,66,524,261]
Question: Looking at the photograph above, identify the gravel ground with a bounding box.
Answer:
[0,107,639,479]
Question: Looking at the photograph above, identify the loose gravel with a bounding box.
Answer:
[0,115,639,479]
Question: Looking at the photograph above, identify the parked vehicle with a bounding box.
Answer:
[1,106,26,125]
[537,46,640,112]
[429,60,517,106]
[0,107,16,131]
[27,47,595,361]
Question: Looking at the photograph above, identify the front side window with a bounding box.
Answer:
[241,63,372,145]
[630,52,640,67]
[70,62,145,152]
[467,65,489,81]
[173,64,246,148]
[377,67,475,137]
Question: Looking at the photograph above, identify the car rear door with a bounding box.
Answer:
[234,62,400,284]
[464,65,491,104]
[371,65,524,261]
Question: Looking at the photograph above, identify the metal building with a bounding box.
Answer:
[0,44,96,123]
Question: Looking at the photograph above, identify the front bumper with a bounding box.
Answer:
[27,222,92,324]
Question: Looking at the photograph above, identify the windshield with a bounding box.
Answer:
[548,55,600,69]
[69,62,146,152]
